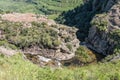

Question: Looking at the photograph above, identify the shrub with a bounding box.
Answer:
[0,40,18,50]
[109,29,120,44]
[66,43,72,51]
[91,14,108,31]
[65,36,71,42]
[53,40,61,47]
[0,20,60,49]
[75,46,96,63]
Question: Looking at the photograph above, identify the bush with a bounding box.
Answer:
[53,40,61,47]
[91,14,108,31]
[66,43,72,51]
[0,21,61,49]
[0,53,120,80]
[75,46,96,63]
[0,40,18,50]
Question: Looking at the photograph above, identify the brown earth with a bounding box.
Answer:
[1,13,56,25]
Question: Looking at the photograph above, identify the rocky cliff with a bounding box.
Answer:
[0,13,80,67]
[86,0,120,60]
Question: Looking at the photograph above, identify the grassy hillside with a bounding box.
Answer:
[0,0,83,19]
[0,53,120,80]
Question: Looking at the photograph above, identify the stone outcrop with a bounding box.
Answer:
[0,13,80,67]
[86,0,120,56]
[24,25,80,67]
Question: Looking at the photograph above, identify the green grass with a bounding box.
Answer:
[0,0,37,13]
[0,53,120,80]
[0,0,83,18]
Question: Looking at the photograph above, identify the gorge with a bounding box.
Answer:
[57,0,120,62]
[0,0,120,80]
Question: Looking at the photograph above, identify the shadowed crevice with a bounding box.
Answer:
[56,0,117,41]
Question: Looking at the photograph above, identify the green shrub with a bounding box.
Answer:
[0,0,83,18]
[0,21,60,49]
[0,53,120,80]
[109,29,120,44]
[53,40,61,47]
[65,36,71,42]
[66,43,72,51]
[0,40,18,50]
[41,33,53,48]
[91,14,108,31]
[75,46,96,63]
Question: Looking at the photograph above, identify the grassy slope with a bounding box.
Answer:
[0,0,83,19]
[0,54,120,80]
[0,1,120,80]
[0,0,37,13]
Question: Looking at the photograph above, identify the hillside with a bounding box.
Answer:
[0,53,120,80]
[0,0,83,19]
[0,0,120,80]
[57,0,120,61]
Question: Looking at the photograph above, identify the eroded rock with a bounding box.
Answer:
[23,25,80,67]
[86,1,120,60]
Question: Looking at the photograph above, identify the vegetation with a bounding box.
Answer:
[75,46,96,63]
[0,0,120,80]
[66,43,72,51]
[0,0,83,19]
[103,29,120,62]
[0,53,120,80]
[56,0,95,41]
[91,14,120,62]
[91,14,108,31]
[0,21,61,49]
[109,29,120,44]
[0,40,18,50]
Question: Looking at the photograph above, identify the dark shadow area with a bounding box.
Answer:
[56,0,117,41]
[55,0,119,62]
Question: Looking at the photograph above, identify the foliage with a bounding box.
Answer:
[66,43,72,51]
[75,46,96,63]
[0,53,120,80]
[91,13,108,31]
[0,0,83,19]
[0,40,18,50]
[56,0,94,41]
[109,29,120,44]
[0,21,61,49]
[104,29,120,61]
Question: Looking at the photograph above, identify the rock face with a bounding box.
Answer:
[92,0,117,12]
[0,13,80,67]
[24,25,80,67]
[86,0,120,56]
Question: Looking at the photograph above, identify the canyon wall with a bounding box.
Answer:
[86,0,120,59]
